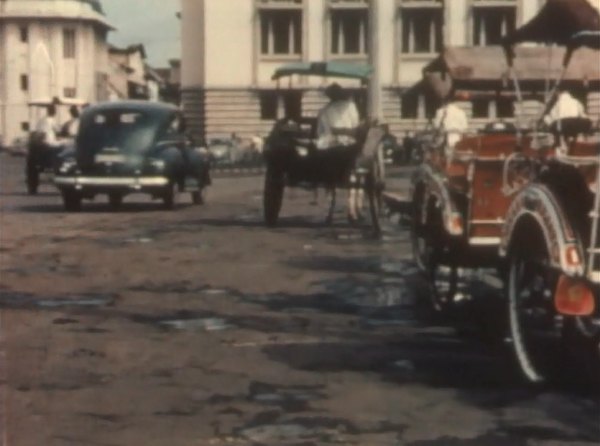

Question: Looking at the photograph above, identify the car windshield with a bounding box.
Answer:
[77,109,166,155]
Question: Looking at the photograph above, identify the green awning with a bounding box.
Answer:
[272,61,373,81]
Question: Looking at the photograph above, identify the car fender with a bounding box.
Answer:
[499,184,585,276]
[411,164,464,236]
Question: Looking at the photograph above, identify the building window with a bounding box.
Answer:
[472,4,516,46]
[401,7,443,54]
[21,122,30,132]
[260,10,302,56]
[330,9,369,56]
[259,90,302,120]
[20,26,28,43]
[20,74,28,91]
[63,28,76,59]
[64,87,77,98]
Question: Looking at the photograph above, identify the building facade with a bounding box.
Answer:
[0,0,112,146]
[181,0,554,141]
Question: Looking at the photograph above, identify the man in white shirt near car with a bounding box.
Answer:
[35,103,61,148]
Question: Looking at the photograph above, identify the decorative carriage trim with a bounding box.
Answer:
[412,164,465,236]
[499,184,585,276]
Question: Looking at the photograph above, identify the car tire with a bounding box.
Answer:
[162,181,178,210]
[191,187,205,205]
[108,193,123,210]
[62,189,82,212]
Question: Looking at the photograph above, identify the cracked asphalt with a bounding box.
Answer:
[0,152,599,445]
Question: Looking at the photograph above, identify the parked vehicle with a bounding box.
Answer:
[263,61,388,234]
[54,101,210,211]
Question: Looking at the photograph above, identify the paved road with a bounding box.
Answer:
[0,152,598,446]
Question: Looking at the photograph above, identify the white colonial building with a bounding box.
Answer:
[0,0,112,147]
[181,0,554,141]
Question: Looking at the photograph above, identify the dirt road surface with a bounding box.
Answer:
[0,152,598,445]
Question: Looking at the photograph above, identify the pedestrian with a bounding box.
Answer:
[35,103,61,149]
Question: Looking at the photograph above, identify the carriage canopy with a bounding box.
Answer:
[271,61,372,81]
[502,0,600,50]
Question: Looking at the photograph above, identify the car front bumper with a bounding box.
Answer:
[54,175,169,191]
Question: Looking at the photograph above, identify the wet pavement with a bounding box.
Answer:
[0,152,599,445]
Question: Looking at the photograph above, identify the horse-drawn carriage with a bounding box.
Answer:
[262,62,387,234]
[411,0,600,383]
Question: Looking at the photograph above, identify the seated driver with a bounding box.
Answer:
[544,89,587,126]
[433,93,469,161]
[543,89,590,147]
[316,83,360,150]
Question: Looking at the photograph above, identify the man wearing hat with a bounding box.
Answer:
[316,82,360,150]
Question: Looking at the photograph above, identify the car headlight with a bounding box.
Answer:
[149,158,166,170]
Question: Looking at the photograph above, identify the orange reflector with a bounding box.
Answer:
[554,275,595,316]
[447,214,463,235]
[564,246,581,267]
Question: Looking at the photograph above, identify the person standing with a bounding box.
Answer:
[62,105,80,138]
[35,103,61,149]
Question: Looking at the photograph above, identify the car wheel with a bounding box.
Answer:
[507,234,563,384]
[108,193,123,210]
[263,165,284,226]
[62,189,82,212]
[162,181,178,210]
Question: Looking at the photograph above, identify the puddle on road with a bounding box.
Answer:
[239,424,321,443]
[0,292,115,309]
[125,237,154,244]
[159,317,232,332]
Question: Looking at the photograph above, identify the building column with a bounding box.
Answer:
[368,0,382,121]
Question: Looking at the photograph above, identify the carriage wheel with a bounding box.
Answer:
[367,146,385,236]
[264,165,284,227]
[507,234,563,383]
[26,158,39,195]
[410,196,432,273]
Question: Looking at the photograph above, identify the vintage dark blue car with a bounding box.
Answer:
[54,101,210,211]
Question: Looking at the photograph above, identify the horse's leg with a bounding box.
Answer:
[326,187,336,225]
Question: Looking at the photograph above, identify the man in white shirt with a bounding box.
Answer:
[544,90,587,126]
[316,83,360,150]
[433,100,469,160]
[35,104,61,148]
[63,105,80,138]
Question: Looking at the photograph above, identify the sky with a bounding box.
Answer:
[100,0,181,68]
